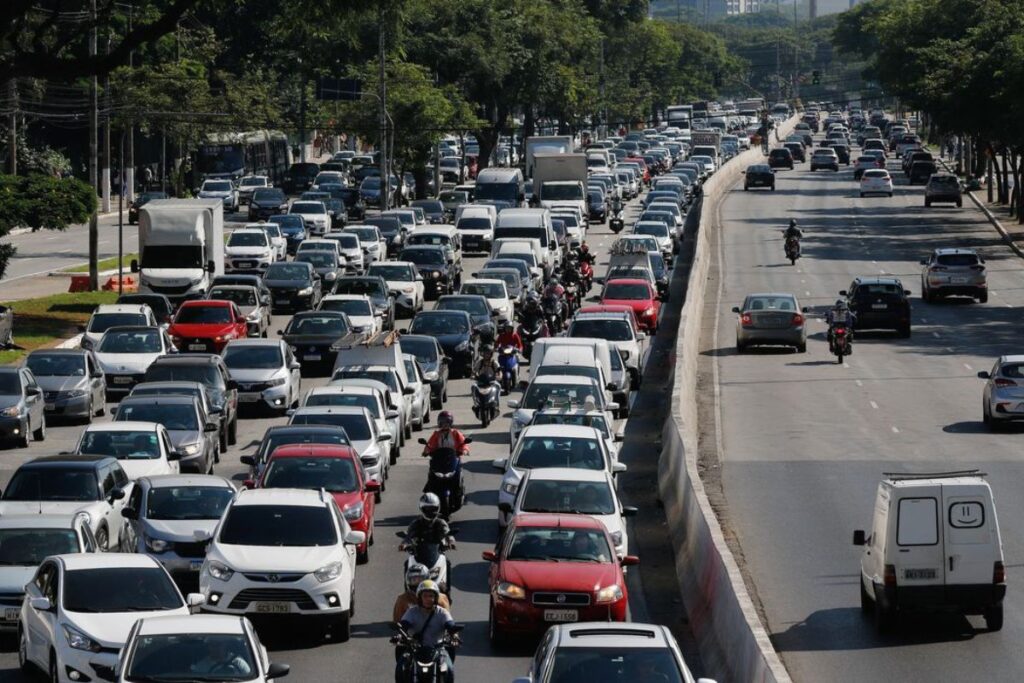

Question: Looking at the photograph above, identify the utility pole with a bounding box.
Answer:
[126,3,135,202]
[299,81,307,163]
[89,0,100,291]
[7,80,16,175]
[598,38,605,139]
[378,1,388,211]
[102,29,111,213]
[793,0,799,102]
[775,0,781,103]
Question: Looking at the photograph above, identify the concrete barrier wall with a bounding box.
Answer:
[659,118,799,683]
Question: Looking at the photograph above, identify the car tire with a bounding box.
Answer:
[860,579,872,613]
[357,542,369,565]
[332,611,351,642]
[898,324,911,339]
[18,626,33,674]
[219,428,228,453]
[488,602,503,647]
[736,339,746,354]
[873,598,894,633]
[228,416,238,445]
[33,416,45,442]
[956,199,963,207]
[978,291,988,304]
[985,603,1004,631]
[96,525,109,552]
[797,341,807,353]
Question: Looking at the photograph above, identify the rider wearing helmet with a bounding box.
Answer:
[424,411,470,458]
[495,319,523,353]
[393,563,450,622]
[403,492,455,551]
[784,218,803,240]
[543,275,565,300]
[824,298,856,351]
[396,580,458,683]
[578,242,596,265]
[519,292,545,330]
[472,344,500,378]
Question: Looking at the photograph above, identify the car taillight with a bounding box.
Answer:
[791,314,804,325]
[740,313,752,325]
[930,266,947,272]
[884,564,897,587]
[994,378,1017,387]
[994,561,1006,584]
[835,327,847,335]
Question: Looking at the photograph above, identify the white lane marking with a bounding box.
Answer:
[879,268,886,274]
[805,290,811,296]
[891,426,900,433]
[855,379,863,387]
[872,260,877,264]
[843,361,850,368]
[869,400,879,410]
[801,279,806,284]
[931,331,939,338]
[44,235,60,241]
[964,363,973,371]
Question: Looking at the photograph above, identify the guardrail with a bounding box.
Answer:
[659,117,799,683]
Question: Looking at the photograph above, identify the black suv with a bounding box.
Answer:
[399,246,457,299]
[840,277,912,338]
[924,173,963,207]
[743,164,776,191]
[282,163,321,194]
[142,354,238,449]
[909,160,938,185]
[768,148,794,170]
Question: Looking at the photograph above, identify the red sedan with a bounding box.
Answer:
[599,278,660,332]
[482,513,637,640]
[168,299,248,353]
[250,444,379,562]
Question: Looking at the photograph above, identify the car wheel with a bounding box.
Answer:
[96,526,109,552]
[228,416,238,445]
[488,602,503,647]
[332,610,351,642]
[32,416,45,441]
[48,650,58,683]
[404,420,412,440]
[898,324,911,339]
[219,427,228,453]
[978,291,988,304]
[797,341,807,353]
[956,199,963,207]
[357,542,369,565]
[18,626,32,674]
[985,603,1004,631]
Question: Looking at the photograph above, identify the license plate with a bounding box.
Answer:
[276,299,290,305]
[237,262,253,268]
[188,343,206,351]
[3,607,18,621]
[113,376,132,384]
[904,568,937,580]
[45,403,55,411]
[871,303,887,309]
[252,602,291,614]
[951,277,967,284]
[190,560,204,571]
[304,354,321,361]
[238,394,259,402]
[543,609,578,623]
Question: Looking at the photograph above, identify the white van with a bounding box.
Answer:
[491,237,544,271]
[405,225,462,267]
[531,337,613,393]
[528,345,613,406]
[853,471,1006,631]
[454,205,497,253]
[494,208,557,273]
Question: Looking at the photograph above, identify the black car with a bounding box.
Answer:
[909,160,938,185]
[333,276,395,330]
[587,190,607,222]
[280,310,363,374]
[832,143,851,165]
[743,164,776,191]
[321,196,347,229]
[283,162,321,194]
[924,173,962,207]
[142,353,239,450]
[210,274,272,308]
[768,148,794,170]
[783,142,805,163]
[438,190,470,220]
[262,261,322,312]
[333,187,365,222]
[116,293,175,325]
[267,214,307,255]
[294,250,342,291]
[365,216,405,256]
[248,187,288,221]
[407,310,477,378]
[841,277,912,338]
[435,294,496,333]
[399,334,449,409]
[128,191,168,225]
[399,246,456,298]
[411,199,446,224]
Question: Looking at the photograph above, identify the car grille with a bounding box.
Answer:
[237,380,275,392]
[532,592,591,606]
[108,373,145,388]
[173,541,209,558]
[242,573,304,583]
[751,312,794,329]
[271,289,297,298]
[229,588,316,610]
[44,391,62,401]
[0,592,23,607]
[148,283,194,296]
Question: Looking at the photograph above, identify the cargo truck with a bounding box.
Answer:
[524,135,574,179]
[532,153,589,221]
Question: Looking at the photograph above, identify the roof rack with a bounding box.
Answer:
[883,470,985,480]
[609,239,654,256]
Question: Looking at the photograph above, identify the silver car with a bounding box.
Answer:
[114,395,219,474]
[221,339,301,415]
[207,285,271,338]
[732,293,807,353]
[24,349,107,422]
[0,367,46,447]
[920,248,987,303]
[197,179,238,212]
[978,356,1024,429]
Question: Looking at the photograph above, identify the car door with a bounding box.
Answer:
[25,561,59,664]
[891,488,945,589]
[943,486,996,588]
[21,369,44,426]
[86,353,105,405]
[284,344,301,398]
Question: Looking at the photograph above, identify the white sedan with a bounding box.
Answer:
[318,294,382,336]
[460,278,513,323]
[367,261,425,315]
[860,169,893,197]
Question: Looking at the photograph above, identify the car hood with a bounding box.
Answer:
[430,333,470,351]
[342,315,374,331]
[293,212,326,221]
[198,191,231,199]
[227,368,283,383]
[34,376,88,392]
[70,606,189,649]
[500,559,620,592]
[119,459,175,480]
[212,543,341,573]
[143,517,219,542]
[167,429,204,449]
[264,278,310,289]
[0,567,36,594]
[168,323,236,337]
[95,354,160,374]
[225,246,272,257]
[0,501,101,517]
[252,198,285,208]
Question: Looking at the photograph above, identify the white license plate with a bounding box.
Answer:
[304,354,321,361]
[237,262,253,268]
[238,394,259,402]
[113,377,132,384]
[252,602,291,614]
[904,568,937,580]
[3,607,18,621]
[951,277,968,284]
[190,560,204,571]
[871,303,887,309]
[543,609,578,622]
[188,343,206,351]
[45,403,55,411]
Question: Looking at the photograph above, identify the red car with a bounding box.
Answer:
[249,444,379,563]
[599,278,660,332]
[482,513,637,640]
[168,299,248,353]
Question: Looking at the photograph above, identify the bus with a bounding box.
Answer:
[194,130,292,186]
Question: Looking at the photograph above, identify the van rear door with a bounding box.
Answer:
[892,488,945,588]
[943,485,996,586]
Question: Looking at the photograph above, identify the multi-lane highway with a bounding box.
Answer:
[703,140,1024,680]
[0,191,702,681]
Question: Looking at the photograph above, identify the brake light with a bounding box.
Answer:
[740,313,752,326]
[994,378,1017,388]
[930,266,947,272]
[791,314,804,325]
[835,327,847,335]
[884,564,897,587]
[994,561,1006,584]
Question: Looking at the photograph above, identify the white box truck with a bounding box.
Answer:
[132,199,225,303]
[532,153,589,221]
[524,135,574,179]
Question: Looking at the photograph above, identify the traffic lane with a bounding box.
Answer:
[713,147,1024,681]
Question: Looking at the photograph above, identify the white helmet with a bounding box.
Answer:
[406,563,429,592]
[418,492,441,519]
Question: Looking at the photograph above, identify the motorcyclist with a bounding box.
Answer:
[784,219,803,240]
[824,298,856,351]
[472,344,500,378]
[495,319,523,353]
[395,580,458,683]
[543,276,565,300]
[519,293,544,329]
[403,493,456,551]
[577,243,596,266]
[393,563,450,623]
[423,411,470,458]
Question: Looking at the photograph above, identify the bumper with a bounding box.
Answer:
[44,393,92,418]
[104,373,146,397]
[225,261,272,275]
[394,293,418,311]
[928,282,985,297]
[201,574,351,617]
[0,416,25,440]
[854,312,907,331]
[460,235,491,253]
[927,194,962,204]
[877,582,1006,613]
[59,647,118,683]
[811,163,839,171]
[178,448,211,473]
[491,595,628,635]
[306,222,328,237]
[173,337,231,354]
[237,385,291,411]
[737,326,805,347]
[249,206,284,220]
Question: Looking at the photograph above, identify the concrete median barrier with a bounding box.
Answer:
[658,117,799,683]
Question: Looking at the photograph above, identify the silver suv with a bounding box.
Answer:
[920,248,987,303]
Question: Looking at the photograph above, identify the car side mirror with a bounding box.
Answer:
[267,663,291,679]
[344,530,367,546]
[205,422,219,432]
[240,455,256,467]
[853,529,866,546]
[91,371,104,379]
[977,371,991,380]
[227,380,238,391]
[122,508,138,520]
[110,488,126,501]
[482,550,497,562]
[612,462,627,474]
[290,362,302,370]
[186,593,206,608]
[29,597,52,612]
[622,506,638,517]
[620,555,640,566]
[378,433,392,442]
[731,306,740,314]
[507,399,520,409]
[498,502,513,514]
[839,290,847,296]
[365,480,381,492]
[168,450,183,461]
[606,402,619,411]
[491,458,507,470]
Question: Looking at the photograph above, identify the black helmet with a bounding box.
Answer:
[789,219,797,228]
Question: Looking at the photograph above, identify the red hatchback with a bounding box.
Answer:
[483,514,637,640]
[168,299,248,353]
[251,444,379,562]
[599,278,660,332]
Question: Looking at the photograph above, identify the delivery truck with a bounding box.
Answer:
[532,153,589,220]
[524,135,574,179]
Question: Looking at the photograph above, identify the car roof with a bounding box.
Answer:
[552,622,674,649]
[223,339,284,349]
[998,355,1024,364]
[120,395,198,405]
[135,614,246,636]
[151,354,222,365]
[139,473,235,489]
[26,348,90,357]
[232,487,328,507]
[519,424,601,439]
[22,455,111,468]
[59,552,162,571]
[93,304,150,315]
[853,277,902,285]
[529,374,600,387]
[84,421,160,433]
[0,514,87,530]
[292,405,370,417]
[745,292,797,299]
[179,299,231,308]
[932,248,978,256]
[512,513,605,530]
[267,444,358,459]
[604,278,651,286]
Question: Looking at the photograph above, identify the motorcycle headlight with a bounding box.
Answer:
[207,560,234,581]
[595,584,623,604]
[298,287,314,296]
[0,406,20,417]
[314,561,343,583]
[145,535,169,553]
[501,481,518,495]
[342,501,364,521]
[63,624,102,652]
[496,582,526,600]
[429,566,441,579]
[182,443,201,456]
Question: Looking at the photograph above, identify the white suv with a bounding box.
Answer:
[224,228,276,275]
[198,488,364,640]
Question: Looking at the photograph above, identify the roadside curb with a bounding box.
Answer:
[47,268,124,279]
[57,334,82,349]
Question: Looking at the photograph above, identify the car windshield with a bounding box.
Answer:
[146,486,234,521]
[239,177,265,188]
[521,479,615,515]
[570,319,632,342]
[208,288,257,306]
[513,437,603,470]
[89,313,147,333]
[290,412,372,440]
[3,470,98,502]
[99,330,161,353]
[346,228,376,241]
[291,202,324,214]
[479,271,518,291]
[286,315,349,336]
[411,314,467,335]
[402,248,445,265]
[335,280,383,297]
[531,413,609,436]
[523,382,602,410]
[227,232,267,248]
[333,368,397,392]
[438,298,487,315]
[297,252,337,267]
[126,633,257,682]
[253,189,285,203]
[320,299,371,317]
[222,345,282,370]
[203,181,232,192]
[79,429,159,459]
[930,176,959,188]
[603,282,650,300]
[548,648,685,683]
[175,306,233,325]
[439,192,468,203]
[263,457,359,493]
[268,215,304,230]
[329,234,360,249]
[117,403,199,431]
[461,282,504,298]
[745,296,796,311]
[635,224,668,238]
[25,354,86,377]
[64,567,183,613]
[0,529,79,566]
[219,505,337,546]
[399,338,438,364]
[265,264,310,280]
[506,527,611,562]
[145,365,220,386]
[305,393,377,416]
[369,265,413,281]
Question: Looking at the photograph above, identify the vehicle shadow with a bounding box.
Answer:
[700,346,738,358]
[466,430,509,447]
[944,420,1024,435]
[785,360,840,367]
[450,561,491,597]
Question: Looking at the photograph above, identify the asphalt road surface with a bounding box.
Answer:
[0,190,703,681]
[705,141,1024,681]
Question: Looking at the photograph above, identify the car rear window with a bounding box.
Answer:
[936,253,980,267]
[929,176,959,188]
[854,284,903,300]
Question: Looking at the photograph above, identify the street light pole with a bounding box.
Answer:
[88,0,100,291]
[378,2,389,211]
[118,128,125,295]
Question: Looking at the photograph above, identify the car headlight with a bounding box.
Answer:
[501,481,518,495]
[145,535,169,553]
[214,333,236,342]
[267,377,287,387]
[496,581,526,600]
[314,561,343,583]
[182,443,201,455]
[432,271,442,279]
[63,624,102,652]
[298,287,314,296]
[324,272,337,281]
[343,501,364,521]
[401,286,414,294]
[643,307,655,317]
[207,560,234,581]
[0,406,19,417]
[595,584,624,604]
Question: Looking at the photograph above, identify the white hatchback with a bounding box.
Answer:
[860,169,894,198]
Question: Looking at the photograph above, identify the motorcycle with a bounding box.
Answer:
[471,374,500,427]
[419,440,471,519]
[518,319,547,360]
[784,233,801,265]
[396,530,454,596]
[497,346,518,395]
[542,294,564,333]
[830,323,851,364]
[391,623,463,683]
[564,283,579,315]
[578,257,594,293]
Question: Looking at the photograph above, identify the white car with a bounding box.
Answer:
[647,201,684,231]
[301,385,401,463]
[367,261,425,315]
[222,339,302,415]
[326,378,405,454]
[199,488,364,638]
[318,294,382,336]
[313,171,346,190]
[527,406,623,464]
[511,467,635,557]
[331,364,413,440]
[401,354,431,430]
[93,326,177,398]
[224,228,276,274]
[325,231,365,273]
[257,222,288,261]
[236,175,268,205]
[74,421,182,479]
[80,304,158,351]
[113,614,291,683]
[343,225,386,264]
[288,406,391,485]
[567,310,647,389]
[860,168,894,197]
[19,553,200,683]
[460,278,513,323]
[507,375,618,444]
[197,179,237,212]
[289,200,330,237]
